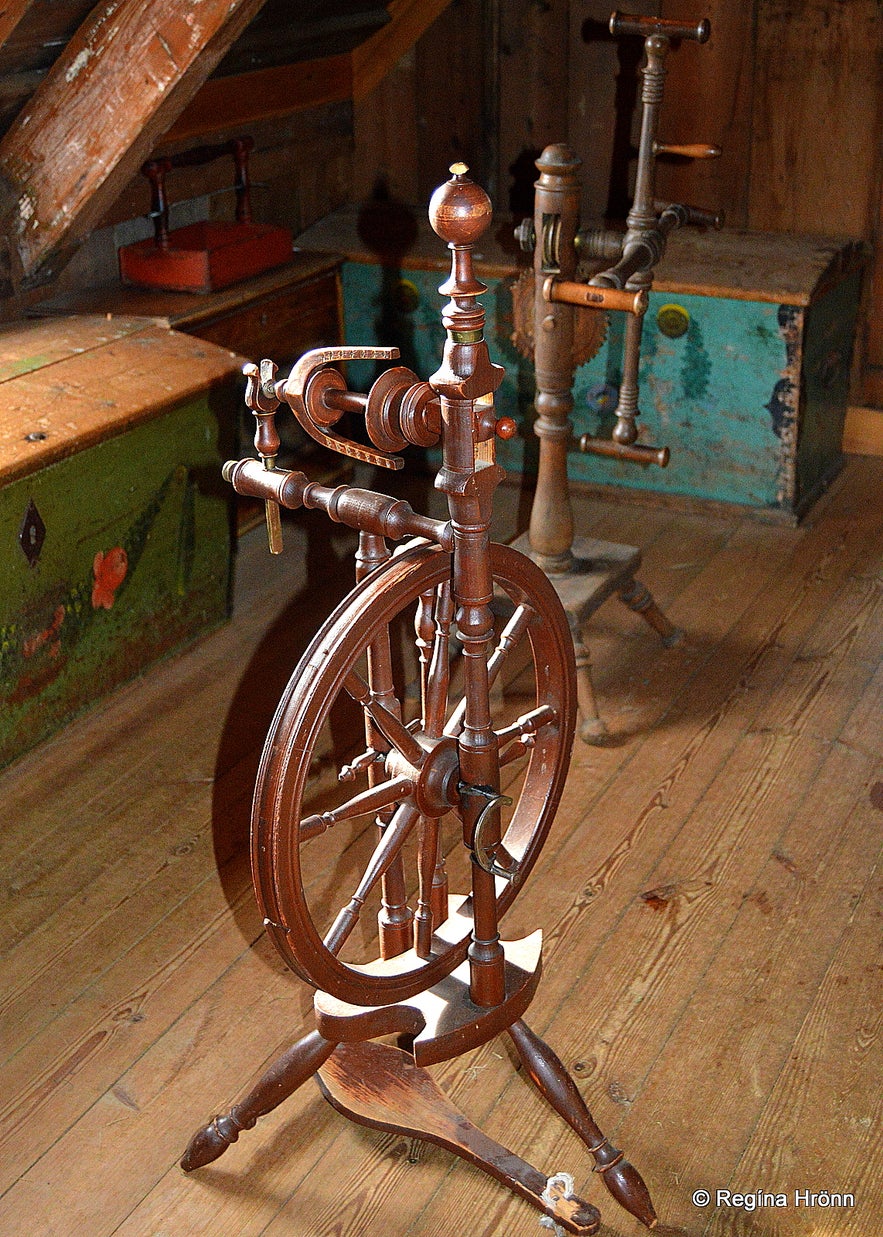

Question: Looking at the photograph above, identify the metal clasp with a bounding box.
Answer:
[460,784,517,881]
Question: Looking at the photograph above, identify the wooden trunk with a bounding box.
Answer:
[0,316,242,768]
[297,206,864,519]
[30,254,345,484]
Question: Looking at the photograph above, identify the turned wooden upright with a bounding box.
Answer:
[513,148,683,742]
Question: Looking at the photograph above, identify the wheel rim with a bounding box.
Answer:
[252,541,575,1006]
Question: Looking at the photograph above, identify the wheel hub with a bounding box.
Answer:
[386,733,460,819]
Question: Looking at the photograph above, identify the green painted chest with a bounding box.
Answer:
[0,317,242,767]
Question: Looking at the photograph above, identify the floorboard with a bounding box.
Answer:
[0,457,880,1237]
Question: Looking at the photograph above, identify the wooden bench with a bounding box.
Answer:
[0,315,243,768]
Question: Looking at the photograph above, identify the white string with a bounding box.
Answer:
[539,1171,576,1237]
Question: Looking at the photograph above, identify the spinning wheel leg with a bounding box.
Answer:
[508,1019,658,1229]
[618,578,684,649]
[180,1030,336,1171]
[571,628,608,745]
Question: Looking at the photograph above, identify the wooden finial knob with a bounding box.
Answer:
[428,164,492,247]
[535,143,581,179]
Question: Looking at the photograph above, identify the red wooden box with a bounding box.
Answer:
[119,220,293,293]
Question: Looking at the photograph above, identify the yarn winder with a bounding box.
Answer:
[512,11,724,739]
[181,166,658,1234]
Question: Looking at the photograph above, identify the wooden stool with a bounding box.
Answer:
[511,531,681,741]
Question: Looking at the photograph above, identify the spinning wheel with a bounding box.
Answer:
[254,539,575,1005]
[181,161,659,1236]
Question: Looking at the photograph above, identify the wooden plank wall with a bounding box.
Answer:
[658,0,883,415]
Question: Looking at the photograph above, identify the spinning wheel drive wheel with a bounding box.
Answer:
[252,540,576,1006]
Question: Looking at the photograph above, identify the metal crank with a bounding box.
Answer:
[460,783,517,881]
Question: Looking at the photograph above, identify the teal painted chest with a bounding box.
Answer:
[299,208,863,520]
[0,317,242,767]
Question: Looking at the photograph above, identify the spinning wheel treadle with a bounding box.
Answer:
[181,157,659,1235]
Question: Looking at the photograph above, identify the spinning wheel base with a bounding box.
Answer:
[315,930,543,1066]
[318,1039,602,1236]
[511,532,682,743]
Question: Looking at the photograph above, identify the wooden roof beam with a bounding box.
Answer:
[0,0,269,286]
[0,0,35,50]
[164,0,455,143]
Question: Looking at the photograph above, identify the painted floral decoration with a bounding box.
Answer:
[92,547,128,609]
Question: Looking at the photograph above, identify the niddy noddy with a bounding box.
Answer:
[511,11,724,741]
[181,167,658,1235]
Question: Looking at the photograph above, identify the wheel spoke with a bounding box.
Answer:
[423,579,454,738]
[300,774,414,842]
[339,747,385,782]
[497,704,558,767]
[496,704,556,740]
[344,669,424,767]
[414,814,441,958]
[323,801,421,955]
[445,602,534,735]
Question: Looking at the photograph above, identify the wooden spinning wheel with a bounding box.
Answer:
[253,539,575,1005]
[508,11,726,741]
[181,164,659,1236]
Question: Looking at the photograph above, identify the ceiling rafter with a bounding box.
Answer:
[0,0,270,285]
[0,0,35,51]
[164,0,455,143]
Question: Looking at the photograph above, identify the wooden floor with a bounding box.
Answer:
[1,457,881,1237]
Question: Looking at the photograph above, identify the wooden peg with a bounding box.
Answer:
[543,278,648,317]
[654,142,721,159]
[579,434,669,467]
[243,359,283,553]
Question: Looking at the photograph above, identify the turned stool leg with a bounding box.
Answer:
[572,631,609,744]
[507,1019,657,1229]
[181,1029,336,1171]
[618,578,683,648]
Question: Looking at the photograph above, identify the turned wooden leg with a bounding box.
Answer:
[572,632,608,745]
[181,1029,336,1171]
[618,578,683,648]
[507,1019,657,1229]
